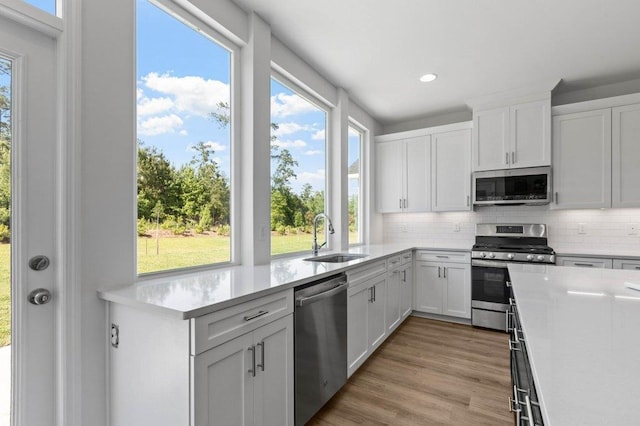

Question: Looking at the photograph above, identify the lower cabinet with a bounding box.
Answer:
[556,256,613,269]
[108,289,294,426]
[194,315,293,426]
[347,274,387,376]
[414,259,471,319]
[400,264,413,320]
[614,258,640,270]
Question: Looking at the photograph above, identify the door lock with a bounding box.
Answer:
[28,288,52,305]
[29,255,50,271]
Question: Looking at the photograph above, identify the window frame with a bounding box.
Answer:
[269,70,332,259]
[347,119,366,246]
[136,0,241,277]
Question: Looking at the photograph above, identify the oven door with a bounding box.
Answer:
[471,259,511,309]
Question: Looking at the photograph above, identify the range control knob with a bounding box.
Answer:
[488,253,495,259]
[537,255,545,261]
[507,253,515,260]
[480,252,487,258]
[526,254,534,261]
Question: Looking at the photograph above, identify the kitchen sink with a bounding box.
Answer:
[303,253,368,263]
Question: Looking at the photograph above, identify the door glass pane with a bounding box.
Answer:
[22,0,56,15]
[0,55,12,426]
[348,126,362,245]
[137,0,233,274]
[270,78,327,256]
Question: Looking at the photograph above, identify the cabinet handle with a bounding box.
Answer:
[399,198,402,209]
[244,310,269,321]
[512,151,515,164]
[506,281,512,287]
[248,345,256,377]
[373,285,376,302]
[402,270,407,282]
[436,255,449,259]
[555,192,558,204]
[467,195,470,207]
[438,266,441,278]
[574,263,594,267]
[443,267,446,278]
[257,341,265,371]
[505,152,509,165]
[635,266,640,270]
[369,287,374,303]
[508,339,522,352]
[404,199,408,208]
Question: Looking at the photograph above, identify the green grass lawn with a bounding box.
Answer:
[0,244,9,347]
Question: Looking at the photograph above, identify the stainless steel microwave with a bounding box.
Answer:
[472,166,551,206]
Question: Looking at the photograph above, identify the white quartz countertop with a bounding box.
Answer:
[508,264,640,426]
[98,243,468,319]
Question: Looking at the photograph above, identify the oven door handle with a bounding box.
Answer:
[472,259,509,269]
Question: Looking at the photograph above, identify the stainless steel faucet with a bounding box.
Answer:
[312,213,335,256]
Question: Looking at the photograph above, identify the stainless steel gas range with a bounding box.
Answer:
[471,223,555,331]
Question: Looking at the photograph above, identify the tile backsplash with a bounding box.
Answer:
[383,206,640,256]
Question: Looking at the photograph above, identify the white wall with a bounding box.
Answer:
[382,206,640,255]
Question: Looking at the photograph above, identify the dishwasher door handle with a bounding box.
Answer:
[295,282,347,306]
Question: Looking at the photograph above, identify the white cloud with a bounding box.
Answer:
[142,72,230,117]
[271,93,317,118]
[304,150,323,156]
[273,122,314,137]
[297,169,325,185]
[179,130,188,136]
[311,129,325,141]
[203,141,226,151]
[273,139,307,149]
[137,96,174,116]
[138,114,184,136]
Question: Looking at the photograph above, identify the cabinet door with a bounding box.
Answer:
[405,136,431,212]
[613,259,640,271]
[612,103,640,208]
[400,265,413,319]
[556,256,613,269]
[552,109,612,209]
[368,277,387,351]
[510,100,550,168]
[472,107,509,171]
[194,333,254,426]
[376,140,404,213]
[385,270,401,333]
[432,129,471,211]
[414,262,443,314]
[347,283,369,376]
[442,263,471,319]
[253,316,294,426]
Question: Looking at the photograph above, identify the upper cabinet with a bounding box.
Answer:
[551,94,640,210]
[472,99,551,171]
[375,123,472,214]
[376,135,431,213]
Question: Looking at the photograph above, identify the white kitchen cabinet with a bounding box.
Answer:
[613,258,640,271]
[556,256,613,269]
[400,261,413,320]
[431,129,471,211]
[612,103,640,208]
[368,276,387,351]
[194,316,293,426]
[108,290,294,426]
[414,252,471,319]
[385,267,401,333]
[386,252,413,332]
[472,99,550,171]
[552,109,612,209]
[376,136,431,213]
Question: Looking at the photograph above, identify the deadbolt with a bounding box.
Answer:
[28,288,52,305]
[29,255,50,271]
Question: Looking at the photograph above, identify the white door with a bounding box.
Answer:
[1,14,59,426]
[414,262,442,314]
[442,263,471,319]
[367,277,386,350]
[472,106,509,171]
[400,265,413,319]
[431,129,471,212]
[612,103,640,208]
[510,100,550,168]
[385,270,400,332]
[347,283,368,376]
[404,136,431,212]
[375,140,403,213]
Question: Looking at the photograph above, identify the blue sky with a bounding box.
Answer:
[136,0,345,194]
[23,0,55,15]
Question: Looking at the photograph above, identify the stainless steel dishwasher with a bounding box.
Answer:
[294,274,347,426]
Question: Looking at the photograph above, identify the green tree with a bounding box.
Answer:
[0,60,11,232]
[137,141,180,220]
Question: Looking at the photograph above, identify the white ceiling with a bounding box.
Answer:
[231,0,640,125]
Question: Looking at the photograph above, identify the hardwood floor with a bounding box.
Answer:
[308,317,512,426]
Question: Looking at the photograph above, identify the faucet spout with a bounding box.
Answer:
[312,213,335,256]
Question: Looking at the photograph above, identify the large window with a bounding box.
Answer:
[136,1,234,274]
[270,77,328,256]
[348,124,364,245]
[23,0,56,15]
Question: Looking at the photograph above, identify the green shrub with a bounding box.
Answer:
[216,224,230,236]
[137,218,150,236]
[276,225,286,236]
[0,224,9,243]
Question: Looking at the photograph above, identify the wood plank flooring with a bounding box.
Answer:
[308,317,512,426]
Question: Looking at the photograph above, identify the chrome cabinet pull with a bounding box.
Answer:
[248,345,256,377]
[373,285,376,302]
[369,287,374,303]
[574,263,594,267]
[436,255,449,259]
[509,339,522,352]
[506,281,512,287]
[402,270,407,282]
[466,195,470,206]
[555,192,559,204]
[399,198,402,209]
[506,152,509,165]
[438,266,441,278]
[257,341,265,371]
[512,151,515,164]
[443,267,446,278]
[244,310,269,321]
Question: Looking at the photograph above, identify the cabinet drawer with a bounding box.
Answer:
[347,260,387,287]
[415,250,470,264]
[613,258,640,270]
[192,290,293,355]
[556,256,613,269]
[387,255,402,269]
[400,251,413,265]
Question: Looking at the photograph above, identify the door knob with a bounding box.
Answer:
[28,288,52,305]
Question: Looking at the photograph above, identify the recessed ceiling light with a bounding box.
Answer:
[420,73,438,83]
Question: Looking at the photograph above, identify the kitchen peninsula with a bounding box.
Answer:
[508,264,640,425]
